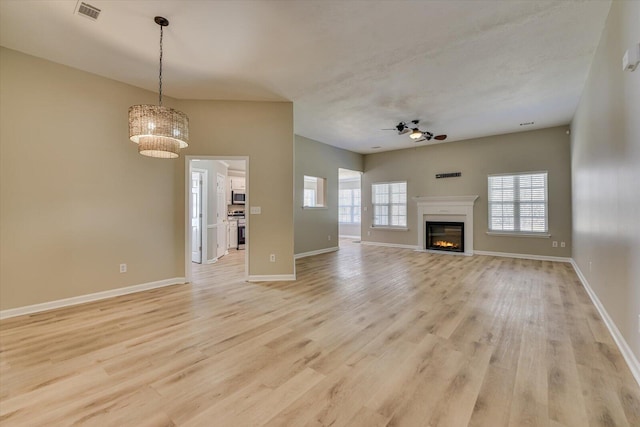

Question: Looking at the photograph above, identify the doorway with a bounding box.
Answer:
[338,168,362,243]
[186,156,249,283]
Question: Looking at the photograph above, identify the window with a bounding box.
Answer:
[338,189,361,223]
[488,172,548,234]
[372,182,407,227]
[303,175,327,207]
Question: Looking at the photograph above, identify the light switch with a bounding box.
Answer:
[250,206,261,214]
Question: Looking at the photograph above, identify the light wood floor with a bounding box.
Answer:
[1,242,639,426]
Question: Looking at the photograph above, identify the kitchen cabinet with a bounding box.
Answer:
[230,177,245,191]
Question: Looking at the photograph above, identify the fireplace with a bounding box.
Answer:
[414,196,477,256]
[426,221,464,253]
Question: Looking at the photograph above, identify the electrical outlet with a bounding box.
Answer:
[367,231,371,236]
[328,235,331,241]
[552,241,558,248]
[589,261,592,272]
[119,263,127,273]
[269,254,276,262]
[560,241,566,248]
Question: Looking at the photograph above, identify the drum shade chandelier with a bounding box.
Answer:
[128,16,189,158]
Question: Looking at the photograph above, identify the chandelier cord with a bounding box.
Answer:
[158,24,163,106]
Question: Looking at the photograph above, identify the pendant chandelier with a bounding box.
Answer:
[128,16,189,159]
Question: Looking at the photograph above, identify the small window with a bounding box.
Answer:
[488,171,548,234]
[372,181,407,227]
[303,175,327,207]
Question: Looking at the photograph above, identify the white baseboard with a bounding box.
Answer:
[294,246,339,259]
[247,274,296,282]
[474,250,571,263]
[0,277,186,320]
[338,235,361,239]
[360,241,420,250]
[570,260,640,387]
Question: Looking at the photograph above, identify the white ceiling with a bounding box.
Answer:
[0,0,611,154]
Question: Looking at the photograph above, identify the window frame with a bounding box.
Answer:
[487,171,549,236]
[303,175,327,208]
[371,181,408,229]
[338,188,361,224]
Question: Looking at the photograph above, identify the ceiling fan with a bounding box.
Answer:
[382,120,447,143]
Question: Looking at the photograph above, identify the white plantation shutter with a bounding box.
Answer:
[372,182,407,227]
[488,172,548,233]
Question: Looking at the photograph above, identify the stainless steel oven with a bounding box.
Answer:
[237,219,245,249]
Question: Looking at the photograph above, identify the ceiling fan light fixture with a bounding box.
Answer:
[128,16,189,159]
[409,128,423,140]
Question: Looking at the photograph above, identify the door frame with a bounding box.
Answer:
[191,168,208,264]
[185,156,249,283]
[215,172,228,259]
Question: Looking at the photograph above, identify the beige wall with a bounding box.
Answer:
[362,126,572,257]
[0,47,181,309]
[294,135,363,255]
[175,99,294,276]
[0,47,294,310]
[571,0,640,361]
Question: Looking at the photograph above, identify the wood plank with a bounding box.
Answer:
[0,241,638,426]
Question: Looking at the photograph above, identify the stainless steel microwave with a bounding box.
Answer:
[232,191,245,204]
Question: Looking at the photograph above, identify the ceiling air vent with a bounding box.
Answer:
[76,2,101,20]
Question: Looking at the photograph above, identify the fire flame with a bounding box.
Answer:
[433,240,459,248]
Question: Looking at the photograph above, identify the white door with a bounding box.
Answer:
[216,173,227,258]
[191,171,203,263]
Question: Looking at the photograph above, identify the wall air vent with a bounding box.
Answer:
[76,2,101,20]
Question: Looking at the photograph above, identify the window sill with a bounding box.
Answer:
[302,206,328,210]
[370,226,409,232]
[486,231,550,238]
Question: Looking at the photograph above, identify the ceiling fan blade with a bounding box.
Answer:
[381,128,398,130]
[434,134,447,140]
[399,128,410,135]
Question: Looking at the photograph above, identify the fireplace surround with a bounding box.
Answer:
[413,195,478,256]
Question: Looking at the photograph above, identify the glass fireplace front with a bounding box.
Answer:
[426,221,464,252]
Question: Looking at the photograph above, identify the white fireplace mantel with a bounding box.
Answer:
[413,195,479,255]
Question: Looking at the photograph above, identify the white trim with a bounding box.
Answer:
[192,168,208,264]
[339,234,360,239]
[295,246,339,259]
[474,250,570,263]
[0,278,186,320]
[369,226,409,231]
[185,156,250,283]
[570,260,640,387]
[360,241,420,250]
[247,274,296,282]
[486,231,551,238]
[415,249,472,257]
